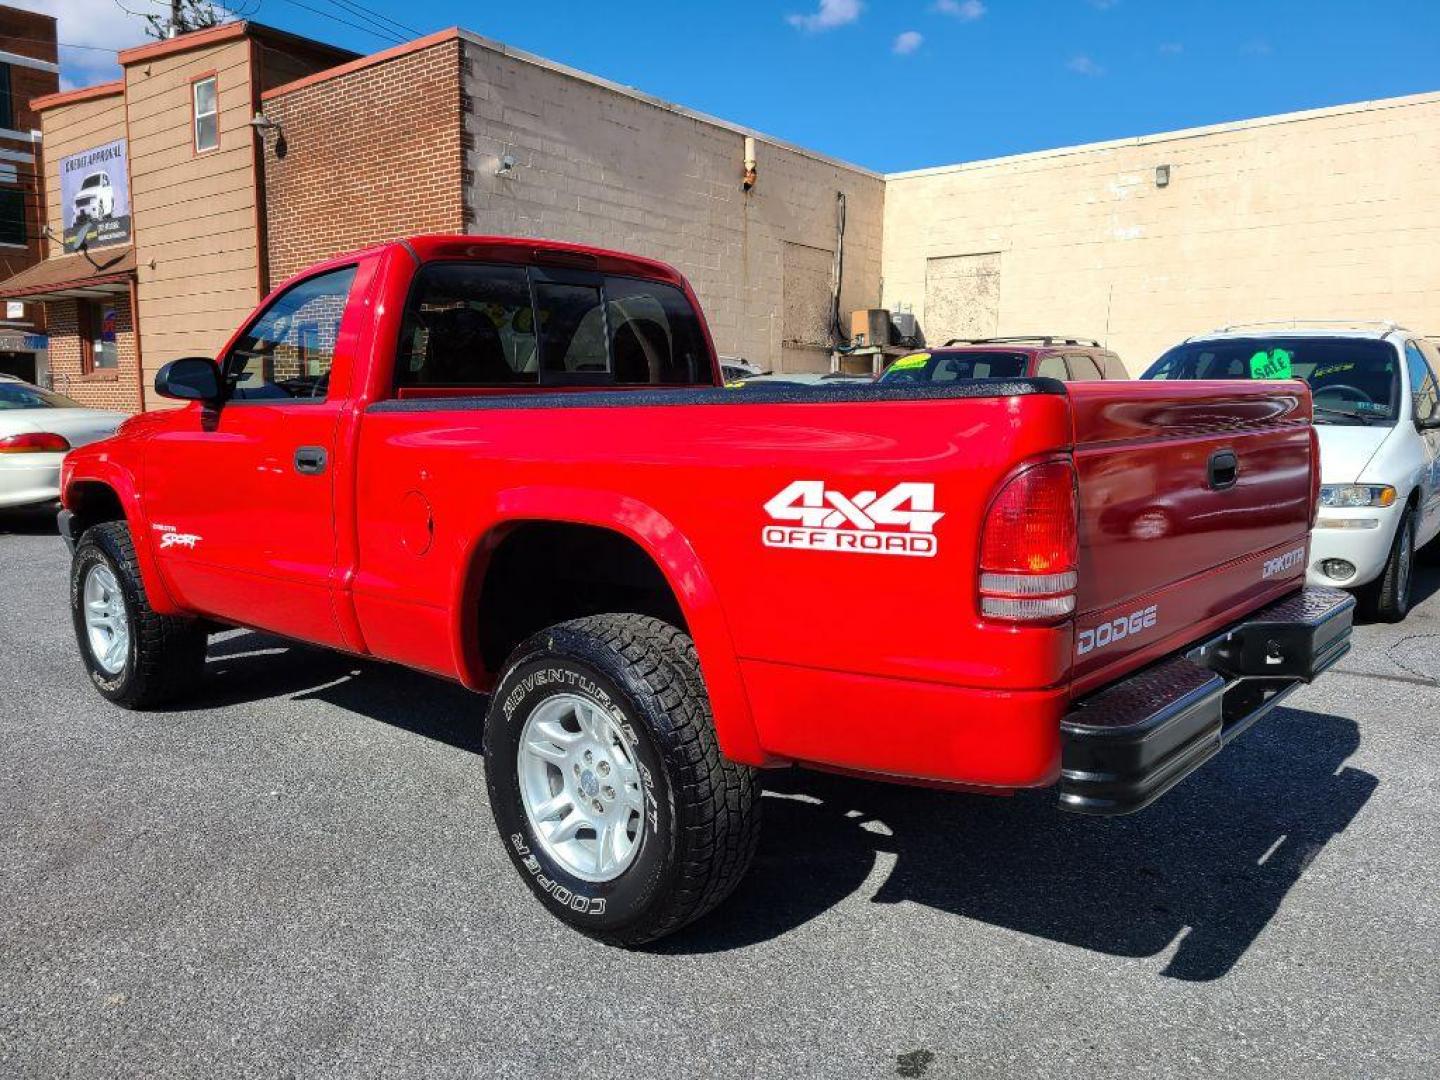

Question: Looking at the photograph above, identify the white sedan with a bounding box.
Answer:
[0,376,127,510]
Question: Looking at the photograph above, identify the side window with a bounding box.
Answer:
[1100,352,1125,378]
[226,265,357,402]
[192,75,219,152]
[1067,354,1104,380]
[397,263,537,386]
[605,276,712,385]
[1037,354,1068,380]
[1406,341,1439,424]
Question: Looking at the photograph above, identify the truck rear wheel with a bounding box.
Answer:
[69,521,207,709]
[484,614,760,946]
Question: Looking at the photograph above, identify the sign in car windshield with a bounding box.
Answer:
[60,139,131,253]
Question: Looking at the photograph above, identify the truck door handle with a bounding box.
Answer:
[1208,450,1238,490]
[294,446,328,475]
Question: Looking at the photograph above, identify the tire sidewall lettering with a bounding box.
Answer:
[488,652,670,929]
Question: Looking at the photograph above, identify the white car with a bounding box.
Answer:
[1143,322,1440,621]
[0,377,127,510]
[72,171,115,222]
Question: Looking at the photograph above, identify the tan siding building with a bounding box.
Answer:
[882,92,1440,373]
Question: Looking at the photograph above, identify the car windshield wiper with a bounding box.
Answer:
[1313,405,1387,425]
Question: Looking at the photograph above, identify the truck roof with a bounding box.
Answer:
[304,234,689,291]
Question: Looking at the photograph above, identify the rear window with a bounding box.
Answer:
[397,264,712,388]
[878,350,1027,384]
[1142,337,1401,424]
[0,383,81,410]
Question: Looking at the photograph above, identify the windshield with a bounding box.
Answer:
[0,383,83,410]
[879,350,1028,384]
[81,175,103,189]
[1141,337,1400,425]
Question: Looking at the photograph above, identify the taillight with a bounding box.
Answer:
[0,432,71,454]
[979,459,1078,622]
[1307,425,1321,529]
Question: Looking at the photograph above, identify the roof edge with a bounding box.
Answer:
[455,30,881,180]
[886,89,1440,180]
[117,19,355,68]
[31,80,125,112]
[261,27,462,101]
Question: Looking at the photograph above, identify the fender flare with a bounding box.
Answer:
[62,462,184,617]
[451,486,773,768]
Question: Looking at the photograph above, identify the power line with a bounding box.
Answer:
[322,0,421,39]
[275,0,407,44]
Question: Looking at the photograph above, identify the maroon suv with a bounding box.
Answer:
[877,336,1128,383]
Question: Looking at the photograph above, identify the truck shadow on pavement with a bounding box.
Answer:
[662,710,1378,980]
[193,632,1377,982]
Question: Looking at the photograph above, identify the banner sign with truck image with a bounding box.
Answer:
[60,139,131,253]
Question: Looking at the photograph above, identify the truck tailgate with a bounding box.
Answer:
[1067,380,1315,694]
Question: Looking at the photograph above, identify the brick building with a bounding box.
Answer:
[0,3,58,383]
[0,21,351,410]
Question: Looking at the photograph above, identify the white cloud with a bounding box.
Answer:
[1066,54,1106,76]
[933,0,986,19]
[787,0,863,32]
[1241,38,1274,56]
[8,0,155,90]
[892,30,923,55]
[1158,42,1184,55]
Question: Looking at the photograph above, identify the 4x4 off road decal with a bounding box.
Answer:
[763,480,943,557]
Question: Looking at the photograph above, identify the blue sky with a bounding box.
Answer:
[31,0,1440,172]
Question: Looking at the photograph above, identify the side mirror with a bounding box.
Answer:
[155,357,222,403]
[1419,414,1440,431]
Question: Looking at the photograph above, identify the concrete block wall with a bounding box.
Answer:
[458,33,884,373]
[882,92,1440,374]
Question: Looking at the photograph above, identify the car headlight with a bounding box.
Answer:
[1319,484,1396,508]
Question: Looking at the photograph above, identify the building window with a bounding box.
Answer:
[0,187,24,246]
[80,300,119,372]
[192,75,218,152]
[0,64,13,131]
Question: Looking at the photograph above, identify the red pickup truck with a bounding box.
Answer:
[59,235,1354,945]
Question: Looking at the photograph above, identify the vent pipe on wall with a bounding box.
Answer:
[742,136,757,191]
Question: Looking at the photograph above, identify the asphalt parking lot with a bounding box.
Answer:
[1,509,1437,1079]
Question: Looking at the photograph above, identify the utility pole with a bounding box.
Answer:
[169,0,182,37]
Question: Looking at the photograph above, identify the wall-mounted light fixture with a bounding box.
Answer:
[496,153,517,178]
[250,111,286,158]
[1154,164,1171,188]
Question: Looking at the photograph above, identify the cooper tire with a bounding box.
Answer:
[484,614,760,946]
[1367,508,1415,623]
[70,521,207,709]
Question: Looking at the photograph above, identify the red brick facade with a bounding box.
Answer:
[45,297,142,412]
[261,38,465,283]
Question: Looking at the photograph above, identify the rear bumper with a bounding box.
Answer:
[1059,585,1355,815]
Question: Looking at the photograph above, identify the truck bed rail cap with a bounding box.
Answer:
[368,378,1067,413]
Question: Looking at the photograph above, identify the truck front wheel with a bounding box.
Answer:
[484,614,760,946]
[69,521,207,708]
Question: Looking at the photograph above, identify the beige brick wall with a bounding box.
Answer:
[458,33,884,373]
[882,91,1440,374]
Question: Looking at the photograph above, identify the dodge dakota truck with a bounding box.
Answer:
[59,235,1354,946]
